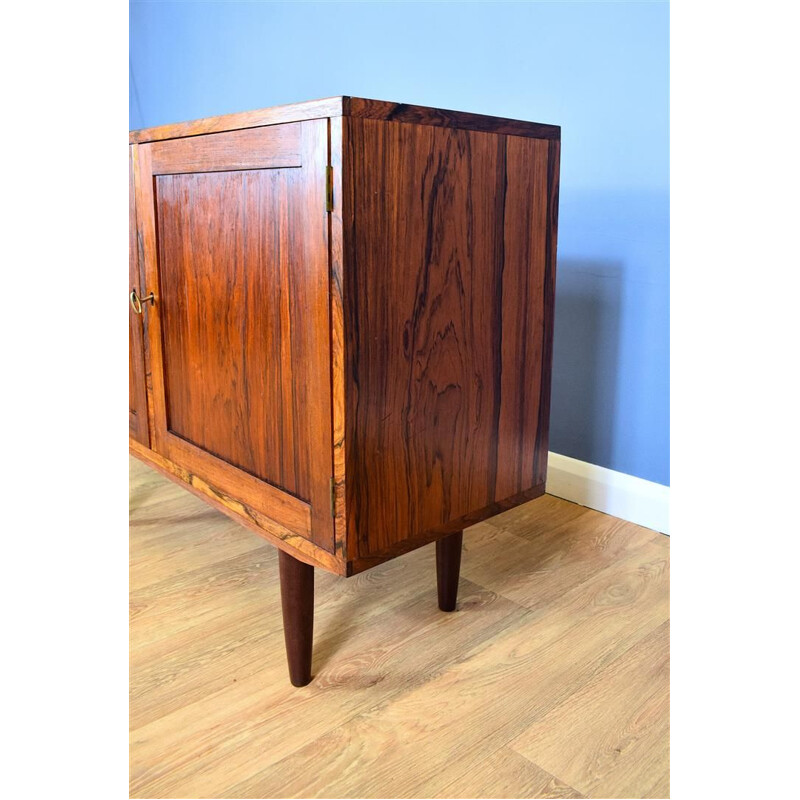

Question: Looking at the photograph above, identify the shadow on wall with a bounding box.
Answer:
[550,259,623,471]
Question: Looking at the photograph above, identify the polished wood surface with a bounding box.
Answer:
[345,485,546,576]
[129,98,562,687]
[129,96,345,144]
[343,96,560,139]
[155,168,313,498]
[149,123,301,174]
[328,114,348,559]
[129,145,149,446]
[436,531,463,612]
[130,439,344,575]
[130,457,669,799]
[279,551,315,687]
[536,137,561,482]
[342,118,555,563]
[134,119,335,553]
[130,96,559,145]
[131,99,559,575]
[129,440,347,575]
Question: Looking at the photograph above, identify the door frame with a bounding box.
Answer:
[133,119,335,552]
[129,144,150,446]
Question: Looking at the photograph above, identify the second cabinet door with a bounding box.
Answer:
[134,119,334,552]
[129,145,150,446]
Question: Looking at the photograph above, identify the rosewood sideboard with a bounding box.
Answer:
[129,96,560,686]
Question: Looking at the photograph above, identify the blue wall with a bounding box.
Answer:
[130,0,669,486]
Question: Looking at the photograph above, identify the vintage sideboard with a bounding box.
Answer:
[129,96,560,685]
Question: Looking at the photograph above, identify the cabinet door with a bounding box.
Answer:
[134,120,334,552]
[129,145,150,446]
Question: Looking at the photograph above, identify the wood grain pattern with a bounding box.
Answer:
[343,118,554,562]
[129,96,345,144]
[460,495,658,614]
[433,747,584,799]
[296,119,338,552]
[132,143,160,444]
[130,440,343,575]
[129,99,566,692]
[134,142,168,455]
[155,167,312,499]
[149,123,301,174]
[135,119,335,553]
[130,95,558,145]
[345,485,545,576]
[534,138,561,482]
[129,457,669,799]
[328,115,348,560]
[129,144,149,446]
[344,96,560,139]
[510,621,670,799]
[130,99,560,577]
[226,538,667,799]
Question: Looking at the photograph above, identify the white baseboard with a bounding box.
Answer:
[546,452,670,534]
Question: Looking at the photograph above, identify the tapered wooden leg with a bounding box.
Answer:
[278,550,314,687]
[436,531,463,612]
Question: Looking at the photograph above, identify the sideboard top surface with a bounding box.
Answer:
[129,96,561,145]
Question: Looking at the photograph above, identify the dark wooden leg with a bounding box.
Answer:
[278,550,314,687]
[436,531,463,612]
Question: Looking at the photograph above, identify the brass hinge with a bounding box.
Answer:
[329,476,336,518]
[325,166,333,212]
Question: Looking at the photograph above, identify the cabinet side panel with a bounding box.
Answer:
[344,119,553,560]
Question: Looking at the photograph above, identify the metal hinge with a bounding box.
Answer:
[325,166,333,212]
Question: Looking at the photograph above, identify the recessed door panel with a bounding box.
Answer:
[156,168,312,501]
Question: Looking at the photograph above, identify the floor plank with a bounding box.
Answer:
[225,538,668,798]
[433,747,584,799]
[462,498,662,613]
[510,621,670,799]
[130,456,669,799]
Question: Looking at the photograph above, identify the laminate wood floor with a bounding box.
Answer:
[130,457,670,799]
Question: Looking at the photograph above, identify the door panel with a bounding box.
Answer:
[156,169,314,500]
[135,121,334,552]
[129,145,149,445]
